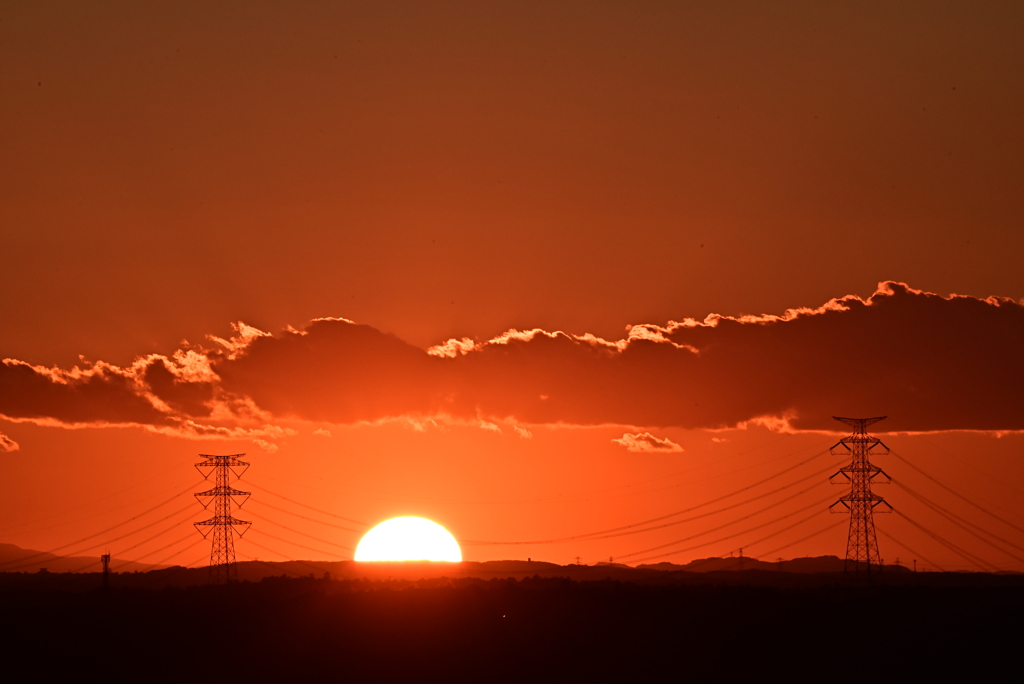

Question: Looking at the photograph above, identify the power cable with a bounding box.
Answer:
[253,431,805,506]
[758,518,846,560]
[891,451,1024,535]
[2,501,197,573]
[620,491,834,562]
[0,492,196,570]
[462,454,839,545]
[111,530,197,571]
[893,509,998,572]
[237,548,335,577]
[245,481,368,526]
[245,509,353,551]
[149,537,207,569]
[247,528,349,560]
[876,527,946,572]
[246,498,363,534]
[916,433,1024,499]
[892,480,1024,562]
[0,462,197,535]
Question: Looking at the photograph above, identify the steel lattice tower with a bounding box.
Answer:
[194,453,251,583]
[829,417,891,575]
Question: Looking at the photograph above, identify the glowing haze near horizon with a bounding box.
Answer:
[1,2,1022,573]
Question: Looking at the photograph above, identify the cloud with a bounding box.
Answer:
[0,432,19,452]
[313,428,332,437]
[612,432,684,453]
[2,283,1022,436]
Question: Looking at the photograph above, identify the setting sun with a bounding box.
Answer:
[355,517,462,562]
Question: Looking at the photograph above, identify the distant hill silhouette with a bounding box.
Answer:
[638,554,913,574]
[0,543,164,574]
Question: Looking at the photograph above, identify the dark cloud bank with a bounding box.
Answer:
[1,283,1021,437]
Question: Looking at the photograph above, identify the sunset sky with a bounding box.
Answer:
[2,2,1022,572]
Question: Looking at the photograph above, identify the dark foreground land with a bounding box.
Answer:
[3,568,1021,681]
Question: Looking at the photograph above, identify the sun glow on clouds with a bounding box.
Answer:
[613,432,683,453]
[355,517,462,562]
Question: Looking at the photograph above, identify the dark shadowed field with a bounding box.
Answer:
[3,565,1021,681]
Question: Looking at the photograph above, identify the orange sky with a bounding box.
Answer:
[1,2,1023,572]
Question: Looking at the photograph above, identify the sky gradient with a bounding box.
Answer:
[2,2,1022,571]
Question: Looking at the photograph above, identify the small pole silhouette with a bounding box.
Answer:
[575,556,582,566]
[194,454,252,583]
[829,417,892,577]
[101,553,110,589]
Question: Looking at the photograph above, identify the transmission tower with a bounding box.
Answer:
[829,417,891,576]
[194,453,251,583]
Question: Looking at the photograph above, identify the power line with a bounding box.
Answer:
[246,528,349,560]
[891,450,1024,535]
[246,498,364,534]
[622,491,836,562]
[758,518,847,560]
[1,501,196,572]
[248,431,802,506]
[246,481,368,527]
[893,509,998,572]
[237,547,335,577]
[892,480,1024,562]
[148,537,208,569]
[0,487,196,570]
[244,509,353,551]
[877,527,946,572]
[109,510,200,564]
[626,494,835,564]
[0,462,197,536]
[916,433,1024,500]
[111,530,198,571]
[462,453,838,546]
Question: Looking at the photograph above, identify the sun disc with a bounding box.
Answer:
[355,516,462,562]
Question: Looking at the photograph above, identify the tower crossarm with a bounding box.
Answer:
[194,516,252,527]
[194,454,250,479]
[195,486,251,498]
[194,485,251,509]
[837,491,888,503]
[194,516,252,538]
